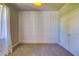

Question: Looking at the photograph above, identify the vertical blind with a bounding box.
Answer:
[0,4,3,38]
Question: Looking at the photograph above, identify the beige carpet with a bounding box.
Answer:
[9,44,73,56]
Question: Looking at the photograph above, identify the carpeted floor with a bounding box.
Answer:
[9,44,73,56]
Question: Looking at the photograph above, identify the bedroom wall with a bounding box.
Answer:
[19,11,59,43]
[6,4,19,46]
[10,7,19,46]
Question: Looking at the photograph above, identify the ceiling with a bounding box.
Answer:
[10,3,65,11]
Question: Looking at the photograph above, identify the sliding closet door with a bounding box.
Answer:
[19,11,59,43]
[50,12,59,43]
[21,11,51,43]
[21,12,37,43]
[41,11,59,43]
[41,12,51,43]
[35,12,44,43]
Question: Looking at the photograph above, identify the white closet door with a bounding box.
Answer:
[69,10,79,55]
[60,15,70,50]
[35,12,44,43]
[20,11,59,43]
[22,12,37,43]
[60,9,79,56]
[50,12,59,43]
[42,11,51,43]
[40,11,58,43]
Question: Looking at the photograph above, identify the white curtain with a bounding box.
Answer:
[0,4,3,55]
[0,4,3,38]
[0,4,12,55]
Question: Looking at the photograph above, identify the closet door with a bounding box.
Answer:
[69,10,79,55]
[22,12,37,43]
[41,11,59,43]
[20,11,59,43]
[41,11,51,43]
[35,12,44,43]
[60,15,70,50]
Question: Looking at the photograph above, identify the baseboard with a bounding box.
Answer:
[20,43,58,45]
[0,42,20,56]
[12,42,20,48]
[58,43,74,56]
[12,42,57,47]
[20,41,58,44]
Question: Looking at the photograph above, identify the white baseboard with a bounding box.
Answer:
[20,40,58,44]
[58,42,75,56]
[12,42,20,48]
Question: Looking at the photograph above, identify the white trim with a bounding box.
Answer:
[12,42,20,48]
[58,43,75,56]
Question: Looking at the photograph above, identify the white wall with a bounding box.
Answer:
[19,11,59,43]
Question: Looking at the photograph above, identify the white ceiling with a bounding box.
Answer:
[10,3,65,11]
